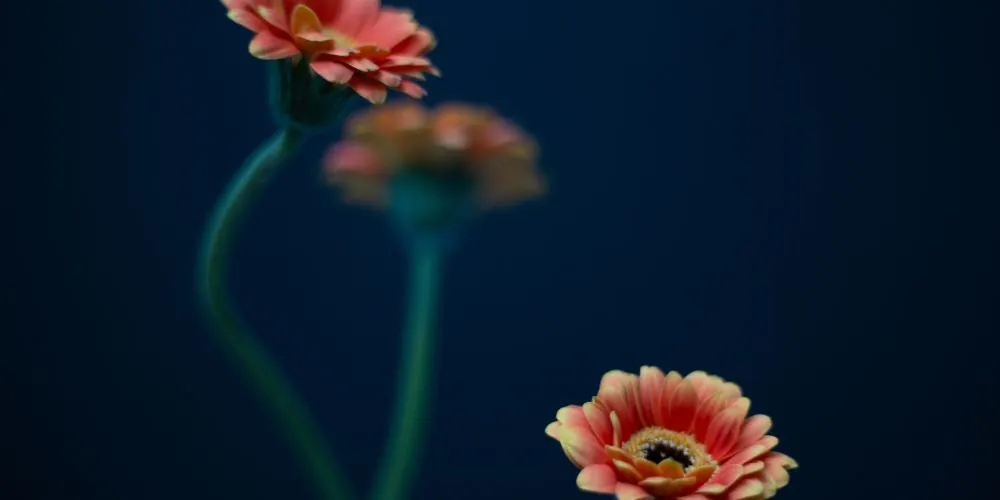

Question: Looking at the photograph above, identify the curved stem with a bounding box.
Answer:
[198,129,356,500]
[371,243,443,500]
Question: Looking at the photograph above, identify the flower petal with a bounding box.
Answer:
[349,76,388,104]
[656,458,685,479]
[398,80,427,99]
[329,0,381,35]
[762,454,791,488]
[612,459,644,484]
[610,410,623,447]
[560,426,608,468]
[255,0,289,31]
[692,392,730,443]
[227,9,268,32]
[726,478,766,500]
[310,59,355,84]
[632,458,659,479]
[705,407,744,459]
[697,464,743,494]
[249,30,299,59]
[725,443,768,466]
[657,370,683,425]
[615,482,654,500]
[556,406,595,437]
[736,415,772,450]
[393,28,436,56]
[371,69,403,88]
[638,366,665,428]
[290,3,324,38]
[638,476,697,497]
[576,464,618,494]
[545,421,561,440]
[665,375,698,432]
[583,402,613,445]
[355,8,418,48]
[605,445,631,463]
[686,371,711,398]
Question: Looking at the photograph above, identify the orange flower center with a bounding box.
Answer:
[622,427,716,473]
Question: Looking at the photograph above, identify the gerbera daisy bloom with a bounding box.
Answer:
[546,368,798,500]
[323,101,545,237]
[222,0,439,123]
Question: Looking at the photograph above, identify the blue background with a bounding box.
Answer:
[5,1,997,499]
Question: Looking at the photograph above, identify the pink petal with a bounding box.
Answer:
[311,59,355,84]
[371,69,403,88]
[614,482,654,500]
[638,476,698,497]
[657,370,683,425]
[328,0,381,35]
[349,77,387,104]
[356,8,418,48]
[691,393,729,443]
[764,451,798,470]
[724,443,768,466]
[686,371,711,398]
[583,402,613,445]
[678,496,713,500]
[343,57,379,72]
[736,415,772,450]
[382,55,432,68]
[393,28,436,56]
[611,459,643,484]
[665,376,698,432]
[255,0,289,31]
[556,406,593,435]
[763,456,791,488]
[576,464,618,494]
[705,406,745,459]
[637,366,665,428]
[398,80,427,99]
[697,464,743,494]
[560,426,608,468]
[726,478,765,500]
[227,9,268,32]
[544,421,561,440]
[249,30,300,59]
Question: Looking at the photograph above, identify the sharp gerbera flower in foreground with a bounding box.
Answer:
[223,0,439,107]
[324,102,544,238]
[547,368,797,500]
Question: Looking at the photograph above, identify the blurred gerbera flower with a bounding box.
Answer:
[323,102,544,236]
[546,368,798,500]
[223,0,439,107]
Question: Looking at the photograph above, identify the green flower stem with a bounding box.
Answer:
[198,128,356,500]
[371,243,443,500]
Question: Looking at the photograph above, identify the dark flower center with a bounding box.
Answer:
[640,440,694,469]
[621,426,715,472]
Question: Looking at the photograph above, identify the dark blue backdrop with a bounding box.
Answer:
[5,1,997,499]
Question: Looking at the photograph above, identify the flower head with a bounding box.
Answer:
[546,368,798,500]
[323,102,544,236]
[223,0,439,104]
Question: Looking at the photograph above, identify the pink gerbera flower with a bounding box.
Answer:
[222,0,439,104]
[323,102,545,212]
[546,368,798,500]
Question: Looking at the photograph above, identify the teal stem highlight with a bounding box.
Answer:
[198,128,355,500]
[371,243,443,500]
